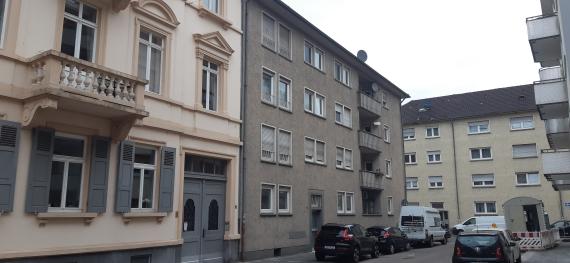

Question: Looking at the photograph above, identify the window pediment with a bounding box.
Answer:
[131,0,180,28]
[193,31,234,58]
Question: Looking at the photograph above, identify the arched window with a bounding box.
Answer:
[208,200,219,230]
[184,199,195,232]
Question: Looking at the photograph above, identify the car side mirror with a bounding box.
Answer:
[509,242,517,247]
[513,237,521,241]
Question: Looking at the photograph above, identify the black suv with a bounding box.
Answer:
[314,223,380,262]
[452,232,517,263]
[366,226,411,254]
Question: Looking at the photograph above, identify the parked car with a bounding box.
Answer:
[399,206,447,247]
[550,219,570,239]
[366,226,412,254]
[314,223,380,262]
[452,231,520,263]
[452,216,506,235]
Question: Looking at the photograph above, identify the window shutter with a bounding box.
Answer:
[25,128,54,213]
[304,138,313,160]
[0,121,21,213]
[513,144,537,158]
[87,137,110,213]
[278,131,290,164]
[158,147,176,212]
[343,108,351,126]
[261,126,275,161]
[115,140,135,213]
[345,150,352,169]
[316,142,325,162]
[336,147,343,167]
[262,14,275,49]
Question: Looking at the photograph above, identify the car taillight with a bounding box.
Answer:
[496,247,503,259]
[455,246,462,257]
[342,229,354,241]
[383,232,391,239]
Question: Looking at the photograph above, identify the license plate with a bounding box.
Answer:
[324,245,335,250]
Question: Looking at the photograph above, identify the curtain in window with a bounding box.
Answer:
[345,150,352,168]
[278,131,290,163]
[278,25,290,57]
[336,148,343,166]
[261,126,275,160]
[262,14,275,48]
[343,108,351,126]
[513,144,537,158]
[304,138,314,160]
[316,141,325,162]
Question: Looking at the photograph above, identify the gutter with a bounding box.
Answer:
[239,0,248,260]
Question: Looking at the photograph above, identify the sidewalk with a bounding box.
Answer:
[522,241,570,263]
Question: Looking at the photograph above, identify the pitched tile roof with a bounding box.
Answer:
[402,84,536,125]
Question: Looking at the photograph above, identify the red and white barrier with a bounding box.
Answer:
[512,229,560,250]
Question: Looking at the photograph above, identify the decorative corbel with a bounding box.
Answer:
[113,0,132,12]
[22,98,58,127]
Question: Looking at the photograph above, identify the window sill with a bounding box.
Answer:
[279,106,293,113]
[510,128,535,132]
[337,213,356,216]
[334,122,353,130]
[278,212,293,217]
[384,140,391,144]
[304,110,327,120]
[122,212,167,224]
[278,162,293,167]
[36,212,98,226]
[303,61,325,74]
[194,6,233,29]
[260,212,276,217]
[513,156,538,159]
[425,136,440,139]
[404,138,416,141]
[473,185,496,188]
[428,187,444,190]
[278,53,293,62]
[334,79,351,89]
[427,161,442,165]
[406,188,419,191]
[336,166,354,172]
[305,160,326,167]
[470,158,493,162]
[261,159,277,165]
[383,106,390,110]
[405,163,418,166]
[385,176,392,179]
[475,213,498,216]
[468,132,491,136]
[387,213,394,216]
[261,99,277,108]
[362,213,383,217]
[516,184,541,187]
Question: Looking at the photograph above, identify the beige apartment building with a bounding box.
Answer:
[0,0,241,262]
[402,85,570,228]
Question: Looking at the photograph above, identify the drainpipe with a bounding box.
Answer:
[238,0,248,260]
[559,190,565,219]
[400,98,407,205]
[451,121,461,222]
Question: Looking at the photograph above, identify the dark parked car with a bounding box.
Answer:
[452,232,519,263]
[366,226,411,254]
[550,219,570,239]
[314,223,380,262]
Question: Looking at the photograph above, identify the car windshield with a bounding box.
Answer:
[401,216,424,227]
[458,235,498,247]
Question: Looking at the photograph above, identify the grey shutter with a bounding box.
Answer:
[158,147,176,212]
[0,121,21,213]
[25,128,54,213]
[87,137,110,213]
[115,140,134,213]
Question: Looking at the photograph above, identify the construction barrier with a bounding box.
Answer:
[512,229,560,250]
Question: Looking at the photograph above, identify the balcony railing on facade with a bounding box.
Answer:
[545,118,570,149]
[534,78,568,120]
[358,91,382,118]
[360,170,384,190]
[527,14,561,67]
[542,149,570,191]
[358,130,382,154]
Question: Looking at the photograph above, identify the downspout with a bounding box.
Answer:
[400,98,407,205]
[559,190,565,219]
[451,121,461,222]
[239,0,248,260]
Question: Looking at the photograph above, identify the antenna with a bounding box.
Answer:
[357,50,368,62]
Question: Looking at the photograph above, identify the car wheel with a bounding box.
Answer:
[405,242,412,251]
[442,236,448,245]
[371,244,380,258]
[427,237,434,247]
[350,247,360,263]
[387,243,395,254]
[516,254,522,263]
[315,253,325,261]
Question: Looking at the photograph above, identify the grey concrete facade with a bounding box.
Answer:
[240,0,409,260]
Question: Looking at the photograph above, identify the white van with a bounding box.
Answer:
[399,206,447,247]
[452,216,506,234]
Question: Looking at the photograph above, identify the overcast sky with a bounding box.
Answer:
[281,0,543,101]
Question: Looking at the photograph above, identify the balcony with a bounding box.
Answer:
[534,78,568,120]
[539,66,562,81]
[23,50,147,139]
[358,92,382,118]
[527,14,561,67]
[545,118,570,149]
[360,171,384,190]
[542,150,570,191]
[358,131,382,154]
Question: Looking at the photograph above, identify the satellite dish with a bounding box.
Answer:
[357,50,368,62]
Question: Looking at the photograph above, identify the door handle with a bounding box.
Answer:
[203,229,205,238]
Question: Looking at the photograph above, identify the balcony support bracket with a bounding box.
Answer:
[22,97,58,127]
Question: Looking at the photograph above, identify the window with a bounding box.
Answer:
[426,127,439,138]
[278,185,291,214]
[404,153,417,164]
[337,191,354,214]
[304,41,323,70]
[277,129,292,165]
[468,121,489,134]
[510,116,534,130]
[261,13,276,50]
[387,196,393,215]
[403,128,415,140]
[0,0,7,48]
[385,160,392,178]
[131,146,157,210]
[202,0,219,13]
[362,190,379,215]
[278,76,291,110]
[49,135,85,210]
[472,174,495,187]
[470,147,492,160]
[428,176,443,188]
[207,200,219,230]
[334,60,350,86]
[382,92,389,109]
[304,88,325,117]
[406,177,419,189]
[261,124,276,162]
[311,194,323,209]
[261,69,275,104]
[516,172,540,186]
[475,201,496,215]
[512,144,537,158]
[278,24,291,58]
[334,103,352,127]
[304,137,325,164]
[336,146,353,170]
[131,255,152,263]
[260,184,275,214]
[431,202,444,209]
[61,0,98,62]
[383,125,391,143]
[427,150,441,163]
[138,29,164,94]
[202,59,219,111]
